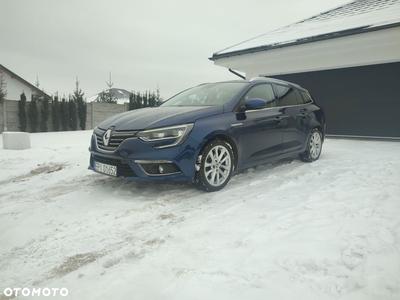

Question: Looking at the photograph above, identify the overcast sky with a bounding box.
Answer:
[1,0,350,100]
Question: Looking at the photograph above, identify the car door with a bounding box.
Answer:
[274,84,309,154]
[237,83,284,165]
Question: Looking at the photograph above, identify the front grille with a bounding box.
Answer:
[94,127,137,151]
[91,154,137,177]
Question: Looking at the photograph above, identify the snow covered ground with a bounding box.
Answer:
[0,131,399,300]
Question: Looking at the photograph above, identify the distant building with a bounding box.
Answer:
[210,0,400,138]
[86,88,131,105]
[0,64,50,101]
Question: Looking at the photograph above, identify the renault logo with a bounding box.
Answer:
[103,129,112,146]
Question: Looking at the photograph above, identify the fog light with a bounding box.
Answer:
[134,160,181,176]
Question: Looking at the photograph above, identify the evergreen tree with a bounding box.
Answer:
[137,92,142,108]
[60,97,69,131]
[78,98,86,129]
[98,89,116,103]
[52,95,60,132]
[155,84,163,106]
[18,92,27,131]
[68,98,77,131]
[127,88,164,109]
[98,72,116,103]
[143,91,148,108]
[73,77,86,130]
[40,96,50,132]
[0,71,7,102]
[105,71,114,103]
[149,91,156,107]
[29,94,39,133]
[98,91,107,102]
[127,88,163,109]
[129,92,135,110]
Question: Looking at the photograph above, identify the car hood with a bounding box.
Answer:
[97,106,223,131]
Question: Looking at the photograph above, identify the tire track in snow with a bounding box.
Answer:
[0,173,212,291]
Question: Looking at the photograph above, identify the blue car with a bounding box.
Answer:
[88,77,325,191]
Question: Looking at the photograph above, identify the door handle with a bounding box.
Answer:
[297,113,307,118]
[275,116,282,122]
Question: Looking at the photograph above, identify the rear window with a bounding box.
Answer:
[294,89,304,104]
[275,84,298,106]
[300,90,313,104]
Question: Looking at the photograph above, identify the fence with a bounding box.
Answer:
[0,100,130,133]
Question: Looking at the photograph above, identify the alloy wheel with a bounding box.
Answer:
[204,145,232,187]
[309,131,322,159]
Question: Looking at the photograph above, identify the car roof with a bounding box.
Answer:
[250,77,303,89]
[198,77,305,90]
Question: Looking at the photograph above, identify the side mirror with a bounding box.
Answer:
[243,98,267,111]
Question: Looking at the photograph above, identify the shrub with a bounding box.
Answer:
[18,92,27,132]
[29,94,39,133]
[60,98,69,131]
[52,96,60,131]
[40,97,50,132]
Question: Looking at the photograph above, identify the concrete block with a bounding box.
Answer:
[2,132,31,150]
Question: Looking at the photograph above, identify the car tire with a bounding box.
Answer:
[193,139,234,192]
[299,128,323,162]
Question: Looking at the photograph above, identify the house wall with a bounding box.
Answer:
[213,27,400,80]
[1,71,36,102]
[271,62,400,138]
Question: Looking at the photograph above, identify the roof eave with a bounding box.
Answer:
[0,64,51,99]
[209,22,400,61]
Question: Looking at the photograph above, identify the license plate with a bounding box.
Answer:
[94,161,117,177]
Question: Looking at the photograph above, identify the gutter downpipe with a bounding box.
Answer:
[229,68,246,80]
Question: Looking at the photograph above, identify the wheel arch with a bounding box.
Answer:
[198,133,239,171]
[314,124,324,142]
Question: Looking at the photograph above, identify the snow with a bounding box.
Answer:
[85,94,98,103]
[215,0,400,56]
[0,131,399,300]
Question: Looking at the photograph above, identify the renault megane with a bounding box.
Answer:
[88,77,325,192]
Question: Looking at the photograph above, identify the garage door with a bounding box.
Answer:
[272,62,400,138]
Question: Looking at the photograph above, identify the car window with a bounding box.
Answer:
[244,84,276,107]
[161,82,247,107]
[300,90,313,104]
[294,89,305,104]
[275,84,298,106]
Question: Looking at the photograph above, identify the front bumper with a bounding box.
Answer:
[88,133,200,182]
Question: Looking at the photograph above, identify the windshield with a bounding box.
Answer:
[161,82,247,107]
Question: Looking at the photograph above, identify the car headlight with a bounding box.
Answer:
[137,124,194,149]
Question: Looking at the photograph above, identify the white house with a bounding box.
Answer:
[0,64,51,132]
[210,0,400,138]
[0,64,49,101]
